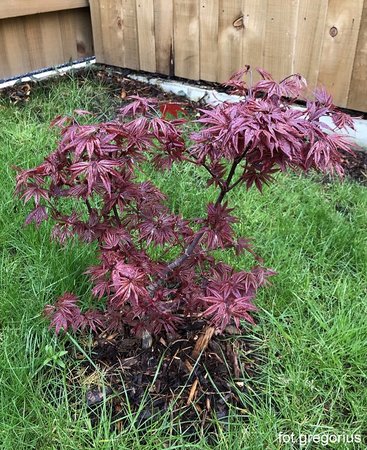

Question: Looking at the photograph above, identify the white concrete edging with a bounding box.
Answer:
[0,58,96,89]
[1,63,366,147]
[128,73,367,148]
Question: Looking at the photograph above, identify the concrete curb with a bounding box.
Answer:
[1,63,366,148]
[128,73,367,149]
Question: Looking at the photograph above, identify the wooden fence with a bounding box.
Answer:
[90,0,367,111]
[0,0,93,80]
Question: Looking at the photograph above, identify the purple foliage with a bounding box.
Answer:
[15,68,355,337]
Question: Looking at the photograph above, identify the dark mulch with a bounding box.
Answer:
[72,320,259,434]
[341,150,367,185]
[93,68,201,109]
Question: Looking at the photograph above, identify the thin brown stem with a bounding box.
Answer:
[215,152,246,205]
[182,156,225,189]
[159,149,248,278]
[227,177,244,192]
[112,205,121,224]
[85,199,92,214]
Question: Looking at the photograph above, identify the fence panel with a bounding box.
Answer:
[317,0,364,107]
[90,0,367,111]
[0,1,93,80]
[346,0,367,111]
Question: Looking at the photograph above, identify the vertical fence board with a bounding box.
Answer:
[3,0,359,111]
[59,10,78,62]
[262,0,299,80]
[217,0,244,82]
[74,9,94,59]
[136,0,156,72]
[199,0,219,81]
[1,17,31,77]
[318,0,364,107]
[173,0,200,79]
[153,0,173,75]
[0,26,10,73]
[58,9,93,61]
[347,0,367,110]
[293,0,328,90]
[241,0,267,83]
[97,1,125,67]
[23,15,47,71]
[0,7,93,80]
[89,0,104,61]
[121,0,140,69]
[39,13,65,68]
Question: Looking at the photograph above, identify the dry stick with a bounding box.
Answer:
[186,378,199,406]
[191,325,216,360]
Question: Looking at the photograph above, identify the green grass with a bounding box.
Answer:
[1,71,367,449]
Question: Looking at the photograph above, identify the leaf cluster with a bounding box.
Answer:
[15,68,355,338]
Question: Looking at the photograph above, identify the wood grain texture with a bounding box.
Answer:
[58,10,78,62]
[0,9,93,79]
[241,0,268,83]
[0,17,31,77]
[40,13,64,68]
[199,0,219,81]
[136,0,156,72]
[58,9,93,61]
[3,0,361,110]
[0,0,89,19]
[318,0,364,107]
[23,15,45,71]
[173,0,200,79]
[0,25,10,73]
[293,0,328,90]
[89,0,104,61]
[347,0,367,110]
[97,0,125,67]
[217,0,244,82]
[121,0,140,69]
[74,9,94,58]
[153,0,174,75]
[262,0,299,81]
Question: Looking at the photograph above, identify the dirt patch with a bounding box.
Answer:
[93,68,201,108]
[342,150,367,185]
[71,320,259,434]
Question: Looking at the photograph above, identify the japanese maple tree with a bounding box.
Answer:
[15,67,355,341]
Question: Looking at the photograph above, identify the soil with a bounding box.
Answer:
[341,150,367,185]
[71,321,259,435]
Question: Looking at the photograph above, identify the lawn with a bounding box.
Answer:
[1,71,367,449]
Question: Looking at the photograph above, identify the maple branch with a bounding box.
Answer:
[85,199,92,214]
[227,177,244,192]
[228,161,247,192]
[202,162,220,180]
[215,153,245,205]
[160,149,248,278]
[112,205,121,224]
[182,156,225,189]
